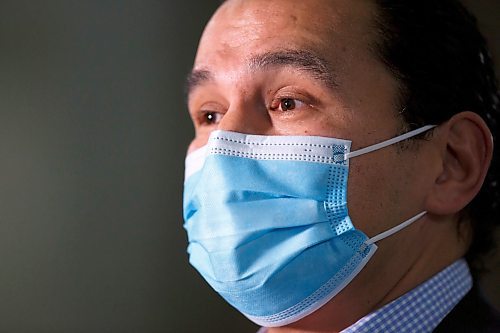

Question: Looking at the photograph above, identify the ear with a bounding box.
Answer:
[425,112,493,215]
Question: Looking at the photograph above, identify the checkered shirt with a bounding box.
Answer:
[257,259,472,333]
[342,258,472,333]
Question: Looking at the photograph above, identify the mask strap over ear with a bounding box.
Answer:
[366,211,427,245]
[344,125,436,160]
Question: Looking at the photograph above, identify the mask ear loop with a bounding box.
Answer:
[342,125,435,245]
[344,125,436,160]
[366,211,427,245]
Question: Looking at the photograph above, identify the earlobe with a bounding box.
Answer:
[425,112,493,215]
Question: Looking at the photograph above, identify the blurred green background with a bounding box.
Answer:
[0,1,497,332]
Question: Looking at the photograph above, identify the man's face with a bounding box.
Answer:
[187,0,434,325]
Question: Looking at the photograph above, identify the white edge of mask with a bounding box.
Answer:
[245,244,378,328]
[185,145,208,181]
[184,130,352,181]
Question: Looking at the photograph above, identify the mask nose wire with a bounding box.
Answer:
[344,125,436,160]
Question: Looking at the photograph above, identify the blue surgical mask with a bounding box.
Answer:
[183,125,435,327]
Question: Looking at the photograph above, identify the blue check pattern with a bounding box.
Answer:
[342,258,472,333]
[258,259,472,333]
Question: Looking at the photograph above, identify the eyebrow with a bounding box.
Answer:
[250,50,338,88]
[185,49,338,96]
[185,69,212,97]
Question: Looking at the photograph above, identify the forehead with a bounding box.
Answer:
[194,0,376,72]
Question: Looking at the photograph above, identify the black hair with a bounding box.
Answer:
[373,0,499,276]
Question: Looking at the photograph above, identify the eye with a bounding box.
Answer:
[281,98,296,111]
[202,111,223,125]
[270,97,305,112]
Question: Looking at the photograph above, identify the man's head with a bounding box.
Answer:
[186,0,497,330]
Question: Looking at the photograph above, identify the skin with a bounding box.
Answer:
[185,0,493,331]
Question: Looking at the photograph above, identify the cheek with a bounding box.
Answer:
[346,152,406,237]
[187,135,208,154]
